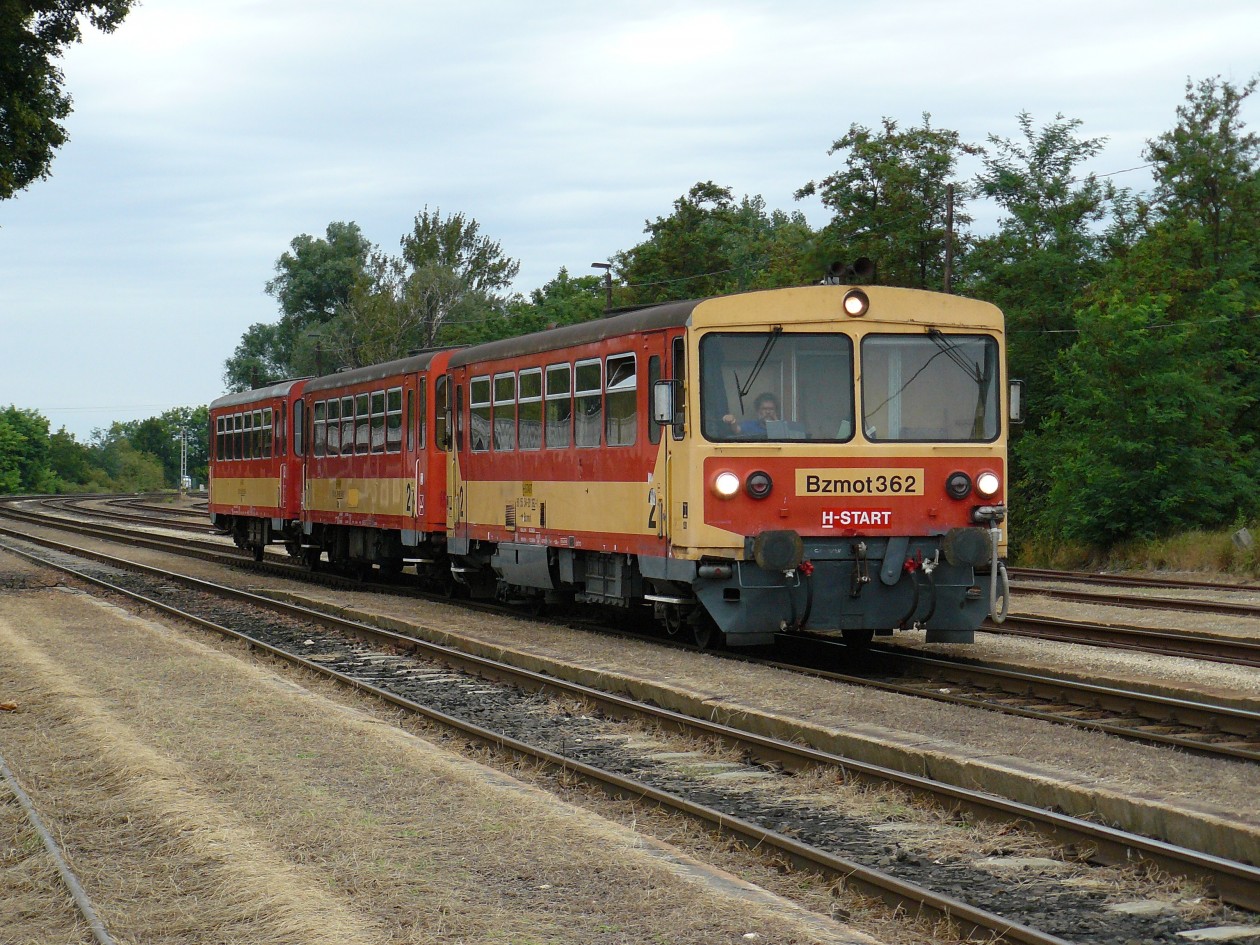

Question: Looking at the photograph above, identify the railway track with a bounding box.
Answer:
[3,498,1259,766]
[3,528,1258,943]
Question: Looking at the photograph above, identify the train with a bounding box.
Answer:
[210,280,1017,648]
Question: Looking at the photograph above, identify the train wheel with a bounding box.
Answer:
[662,604,684,638]
[690,612,720,649]
[251,544,265,562]
[301,548,321,572]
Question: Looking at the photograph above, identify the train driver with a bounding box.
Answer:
[723,392,779,436]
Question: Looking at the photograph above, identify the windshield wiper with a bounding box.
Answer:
[733,326,783,412]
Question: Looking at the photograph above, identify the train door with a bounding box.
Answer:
[662,333,687,550]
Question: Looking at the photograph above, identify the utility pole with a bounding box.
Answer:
[943,183,954,294]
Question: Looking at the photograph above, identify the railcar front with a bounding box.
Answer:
[208,378,307,560]
[662,284,1013,647]
[300,350,455,583]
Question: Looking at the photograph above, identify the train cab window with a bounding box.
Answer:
[293,400,304,457]
[386,387,403,453]
[671,336,686,440]
[355,393,370,454]
[493,372,516,451]
[861,333,999,442]
[648,356,661,445]
[470,376,491,452]
[545,364,572,449]
[278,402,287,457]
[406,389,414,452]
[313,401,327,458]
[370,390,387,453]
[700,332,853,442]
[575,359,602,448]
[326,398,340,454]
[605,353,636,447]
[435,376,449,451]
[518,368,542,450]
[417,383,427,450]
[340,397,354,455]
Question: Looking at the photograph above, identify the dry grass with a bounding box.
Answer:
[0,581,863,945]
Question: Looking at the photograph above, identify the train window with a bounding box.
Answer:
[386,387,403,453]
[699,332,852,442]
[470,376,491,452]
[293,400,304,457]
[244,411,255,459]
[262,407,273,459]
[545,364,571,449]
[326,398,340,454]
[236,413,244,460]
[671,336,686,440]
[355,393,370,454]
[493,372,516,451]
[861,333,999,442]
[605,353,636,447]
[254,410,265,458]
[575,359,602,448]
[435,375,449,451]
[370,390,386,453]
[518,368,542,450]
[340,397,354,455]
[313,401,326,458]
[215,417,224,461]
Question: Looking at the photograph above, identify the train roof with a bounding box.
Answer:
[209,377,308,411]
[303,347,458,395]
[447,299,702,368]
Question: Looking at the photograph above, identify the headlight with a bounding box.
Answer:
[843,289,869,317]
[976,471,1001,497]
[713,471,741,498]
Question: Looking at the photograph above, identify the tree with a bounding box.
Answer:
[797,115,979,289]
[397,207,520,347]
[615,181,816,306]
[225,222,371,388]
[964,113,1124,438]
[0,405,53,492]
[1144,75,1260,279]
[1022,291,1254,546]
[0,0,134,199]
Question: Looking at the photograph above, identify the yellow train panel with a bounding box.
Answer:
[306,477,415,518]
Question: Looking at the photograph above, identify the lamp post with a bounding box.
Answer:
[591,262,612,313]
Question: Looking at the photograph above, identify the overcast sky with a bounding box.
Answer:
[1,0,1256,442]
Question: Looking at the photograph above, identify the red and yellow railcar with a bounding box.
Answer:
[299,349,456,583]
[446,284,1016,647]
[208,378,307,559]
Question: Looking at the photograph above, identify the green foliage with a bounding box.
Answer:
[615,181,816,304]
[796,115,979,289]
[225,222,371,389]
[0,406,54,492]
[1019,292,1255,545]
[0,0,134,199]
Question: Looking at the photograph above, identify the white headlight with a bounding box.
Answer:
[976,471,1001,497]
[714,471,741,497]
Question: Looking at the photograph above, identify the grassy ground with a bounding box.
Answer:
[1016,523,1260,577]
